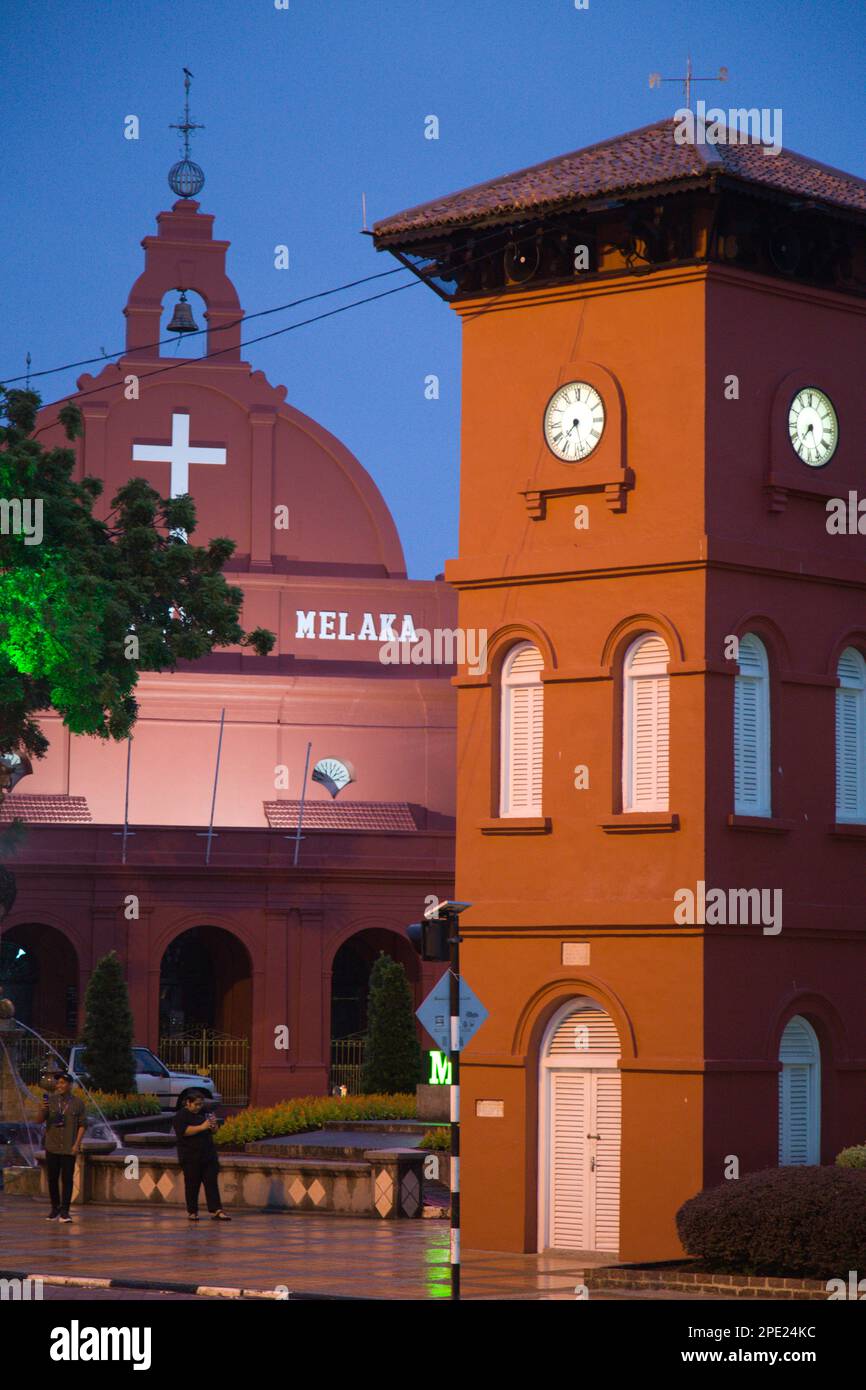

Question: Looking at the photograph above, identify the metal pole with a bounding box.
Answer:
[449,911,460,1301]
[204,708,226,865]
[293,741,313,867]
[121,737,132,865]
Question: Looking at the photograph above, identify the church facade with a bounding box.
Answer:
[2,194,456,1105]
[375,119,866,1260]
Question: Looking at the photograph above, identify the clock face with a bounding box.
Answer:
[543,381,605,461]
[788,387,838,468]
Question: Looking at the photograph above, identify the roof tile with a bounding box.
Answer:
[0,794,93,825]
[263,800,420,831]
[373,119,866,241]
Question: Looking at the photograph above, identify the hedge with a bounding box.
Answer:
[74,1089,162,1122]
[215,1093,416,1148]
[677,1165,866,1279]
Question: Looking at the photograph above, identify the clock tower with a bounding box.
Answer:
[375,119,866,1259]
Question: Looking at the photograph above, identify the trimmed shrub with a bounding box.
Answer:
[420,1126,450,1152]
[677,1166,866,1279]
[214,1093,416,1148]
[80,1091,162,1121]
[360,953,422,1094]
[836,1144,866,1169]
[79,952,135,1094]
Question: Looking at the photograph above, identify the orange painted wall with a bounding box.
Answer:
[447,260,866,1260]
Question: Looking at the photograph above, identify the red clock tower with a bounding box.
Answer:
[375,119,866,1259]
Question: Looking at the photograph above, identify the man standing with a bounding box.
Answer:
[173,1094,231,1221]
[39,1072,87,1223]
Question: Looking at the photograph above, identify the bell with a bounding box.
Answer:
[167,291,198,334]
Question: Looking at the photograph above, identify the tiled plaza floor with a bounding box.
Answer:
[0,1194,726,1300]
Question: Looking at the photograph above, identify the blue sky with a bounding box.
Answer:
[2,0,863,577]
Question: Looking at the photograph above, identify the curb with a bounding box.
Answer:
[0,1268,368,1300]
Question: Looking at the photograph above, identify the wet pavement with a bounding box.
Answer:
[0,1195,732,1300]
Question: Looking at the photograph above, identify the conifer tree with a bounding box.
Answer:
[360,953,422,1094]
[80,951,136,1095]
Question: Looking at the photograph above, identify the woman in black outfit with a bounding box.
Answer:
[172,1094,231,1221]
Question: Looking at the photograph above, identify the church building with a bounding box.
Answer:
[1,154,456,1106]
[374,118,866,1260]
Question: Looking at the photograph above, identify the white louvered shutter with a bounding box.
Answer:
[836,648,865,822]
[734,635,770,816]
[624,634,670,811]
[501,644,543,816]
[778,1016,820,1166]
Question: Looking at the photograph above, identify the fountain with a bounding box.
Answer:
[0,992,119,1171]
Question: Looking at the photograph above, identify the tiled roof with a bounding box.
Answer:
[373,119,866,242]
[264,800,420,831]
[0,794,92,824]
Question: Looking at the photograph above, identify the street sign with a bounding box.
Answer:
[416,975,489,1053]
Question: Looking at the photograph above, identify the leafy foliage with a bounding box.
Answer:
[677,1166,866,1278]
[836,1143,866,1169]
[0,388,275,760]
[360,953,422,1095]
[215,1093,416,1148]
[79,952,136,1095]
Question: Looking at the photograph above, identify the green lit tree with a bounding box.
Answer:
[0,388,274,764]
[80,952,136,1094]
[360,953,422,1095]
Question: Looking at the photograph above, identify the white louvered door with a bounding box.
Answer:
[541,1002,621,1253]
[550,1072,589,1248]
[593,1071,623,1251]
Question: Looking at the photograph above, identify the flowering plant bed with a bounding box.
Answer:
[215,1093,416,1148]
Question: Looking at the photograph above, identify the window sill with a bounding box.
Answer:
[829,822,866,840]
[479,816,552,835]
[599,812,679,834]
[727,814,794,833]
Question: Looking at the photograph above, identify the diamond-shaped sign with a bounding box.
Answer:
[416,975,488,1054]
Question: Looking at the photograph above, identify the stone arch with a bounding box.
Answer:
[0,921,80,1037]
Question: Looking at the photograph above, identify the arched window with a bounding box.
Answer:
[836,647,866,823]
[734,634,771,817]
[500,642,543,817]
[622,634,670,812]
[778,1016,821,1165]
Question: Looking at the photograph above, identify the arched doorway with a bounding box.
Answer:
[329,928,421,1092]
[538,997,622,1254]
[159,926,252,1105]
[778,1015,821,1165]
[0,924,78,1037]
[330,929,420,1039]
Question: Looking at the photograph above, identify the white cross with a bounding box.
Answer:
[132,412,227,497]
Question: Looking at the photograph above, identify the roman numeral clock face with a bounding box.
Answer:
[543,381,605,461]
[788,387,838,467]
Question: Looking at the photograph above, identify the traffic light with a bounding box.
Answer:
[407,916,450,961]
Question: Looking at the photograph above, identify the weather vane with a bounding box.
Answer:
[649,56,728,111]
[168,67,205,199]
